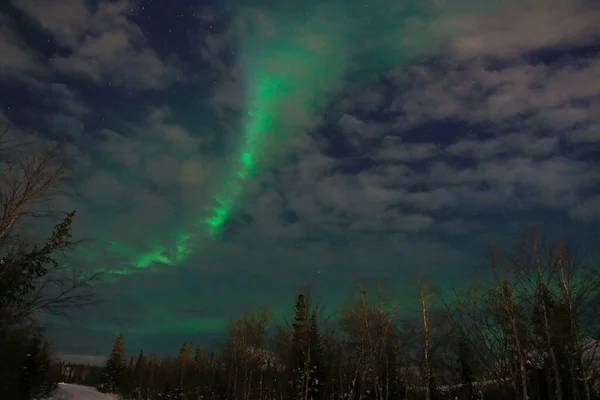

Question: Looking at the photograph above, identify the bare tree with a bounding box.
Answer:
[225,306,272,400]
[415,272,436,400]
[0,119,98,331]
[0,121,69,243]
[505,230,600,400]
[442,278,501,394]
[339,283,399,400]
[506,231,562,400]
[548,238,597,400]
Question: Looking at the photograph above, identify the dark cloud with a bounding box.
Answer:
[444,0,600,58]
[12,0,91,47]
[0,14,45,78]
[13,0,182,89]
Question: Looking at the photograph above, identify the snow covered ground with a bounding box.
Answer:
[49,383,118,400]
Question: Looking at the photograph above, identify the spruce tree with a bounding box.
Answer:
[134,350,145,380]
[193,342,203,366]
[308,309,324,400]
[177,342,191,391]
[291,293,310,399]
[99,333,126,393]
[192,342,203,397]
[18,336,42,400]
[122,355,135,396]
[292,293,309,361]
[133,350,146,399]
[146,353,157,399]
[15,335,55,400]
[291,293,326,400]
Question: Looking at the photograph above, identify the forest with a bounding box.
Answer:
[62,235,600,400]
[1,121,600,400]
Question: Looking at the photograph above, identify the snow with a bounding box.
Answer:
[49,383,119,400]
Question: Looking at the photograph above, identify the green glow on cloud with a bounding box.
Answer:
[200,0,499,239]
[95,0,500,276]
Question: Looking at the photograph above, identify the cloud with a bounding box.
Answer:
[446,133,558,159]
[0,15,45,78]
[377,138,440,162]
[12,0,91,47]
[446,0,600,58]
[285,0,600,231]
[65,105,220,272]
[253,141,600,258]
[368,0,600,138]
[571,196,600,222]
[224,38,600,248]
[337,114,390,151]
[44,83,89,116]
[377,152,597,211]
[13,0,181,89]
[293,1,599,229]
[568,123,600,144]
[385,57,600,131]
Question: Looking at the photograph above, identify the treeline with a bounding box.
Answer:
[0,120,96,399]
[74,231,600,400]
[59,362,104,386]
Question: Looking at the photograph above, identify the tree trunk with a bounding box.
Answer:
[420,290,431,400]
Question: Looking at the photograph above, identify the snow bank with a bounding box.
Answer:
[49,383,119,400]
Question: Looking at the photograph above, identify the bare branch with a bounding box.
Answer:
[0,120,70,244]
[1,120,97,332]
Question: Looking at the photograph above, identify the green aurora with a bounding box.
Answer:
[94,0,500,277]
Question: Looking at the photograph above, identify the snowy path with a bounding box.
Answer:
[49,383,118,400]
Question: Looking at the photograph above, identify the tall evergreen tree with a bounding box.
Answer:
[177,342,191,390]
[289,294,325,400]
[193,342,203,365]
[292,294,310,356]
[99,333,126,393]
[130,350,146,400]
[17,335,50,400]
[291,293,310,399]
[134,350,146,380]
[191,343,203,398]
[308,309,324,400]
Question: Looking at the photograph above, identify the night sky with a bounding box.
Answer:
[1,0,600,362]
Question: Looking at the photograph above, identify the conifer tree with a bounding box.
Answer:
[193,342,203,365]
[122,355,135,396]
[291,293,310,399]
[133,350,146,399]
[292,294,309,361]
[146,353,157,399]
[308,309,324,400]
[309,310,322,356]
[290,293,326,400]
[191,342,203,397]
[99,333,126,393]
[177,342,191,391]
[134,350,145,380]
[17,335,48,400]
